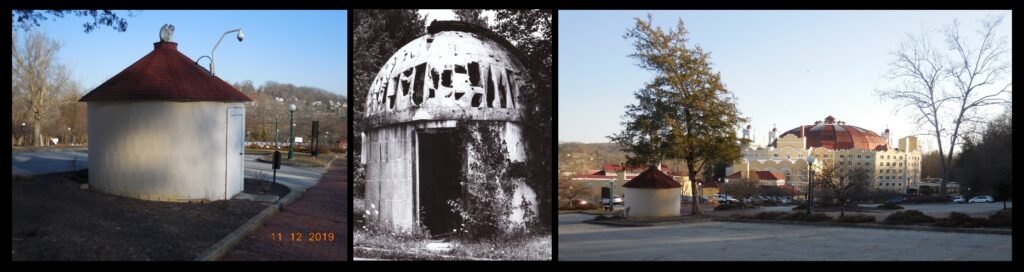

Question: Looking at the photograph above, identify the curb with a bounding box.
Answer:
[714,218,1012,235]
[194,186,306,261]
[583,217,715,227]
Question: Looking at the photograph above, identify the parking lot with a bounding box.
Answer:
[558,213,1011,261]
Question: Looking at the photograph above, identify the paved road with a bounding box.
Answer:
[11,150,89,176]
[558,213,1011,261]
[222,159,347,261]
[11,150,325,190]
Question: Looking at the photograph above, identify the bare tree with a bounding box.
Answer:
[719,178,760,211]
[814,161,871,218]
[12,32,75,147]
[877,15,1012,195]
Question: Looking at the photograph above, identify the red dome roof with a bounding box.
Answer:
[775,116,888,151]
[80,42,250,102]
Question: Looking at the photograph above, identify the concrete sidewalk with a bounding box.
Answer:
[221,159,348,261]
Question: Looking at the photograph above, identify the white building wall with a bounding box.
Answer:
[624,188,681,217]
[87,101,243,202]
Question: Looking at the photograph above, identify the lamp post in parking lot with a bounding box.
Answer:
[806,155,816,215]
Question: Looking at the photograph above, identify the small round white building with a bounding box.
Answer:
[79,32,251,202]
[622,166,682,217]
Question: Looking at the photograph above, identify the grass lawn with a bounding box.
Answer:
[249,148,337,168]
[354,229,550,260]
[353,197,551,260]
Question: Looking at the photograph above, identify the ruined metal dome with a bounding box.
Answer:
[363,21,529,129]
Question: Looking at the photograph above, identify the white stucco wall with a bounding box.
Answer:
[87,101,244,202]
[624,188,681,217]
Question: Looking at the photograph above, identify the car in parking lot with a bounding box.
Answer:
[887,196,906,204]
[950,195,965,203]
[716,194,739,204]
[969,195,994,203]
[601,196,624,210]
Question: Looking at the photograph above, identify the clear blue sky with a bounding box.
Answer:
[558,10,1012,152]
[16,10,347,95]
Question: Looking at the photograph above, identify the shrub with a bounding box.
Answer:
[714,203,742,211]
[933,212,986,228]
[784,212,832,222]
[986,209,1012,228]
[877,203,904,210]
[741,211,788,220]
[883,210,935,225]
[791,203,808,211]
[905,195,950,204]
[836,214,876,223]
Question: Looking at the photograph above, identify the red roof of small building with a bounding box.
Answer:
[727,171,784,181]
[80,42,251,102]
[622,166,682,189]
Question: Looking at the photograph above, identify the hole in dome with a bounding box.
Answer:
[468,62,480,87]
[441,69,453,87]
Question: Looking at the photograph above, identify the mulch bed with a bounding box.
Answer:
[11,170,270,261]
[242,178,291,198]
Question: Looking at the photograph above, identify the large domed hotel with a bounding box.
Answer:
[726,115,921,194]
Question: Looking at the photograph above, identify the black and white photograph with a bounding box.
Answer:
[352,9,553,260]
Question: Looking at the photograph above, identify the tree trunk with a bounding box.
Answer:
[33,123,43,147]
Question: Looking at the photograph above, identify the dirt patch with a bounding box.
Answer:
[11,171,267,261]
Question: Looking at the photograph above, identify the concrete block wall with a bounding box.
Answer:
[363,124,416,231]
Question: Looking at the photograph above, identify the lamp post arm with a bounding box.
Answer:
[210,28,242,76]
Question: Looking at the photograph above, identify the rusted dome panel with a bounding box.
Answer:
[363,21,529,129]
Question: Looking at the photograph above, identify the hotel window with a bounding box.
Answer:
[774,154,778,158]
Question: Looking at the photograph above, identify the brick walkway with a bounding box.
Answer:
[222,159,348,261]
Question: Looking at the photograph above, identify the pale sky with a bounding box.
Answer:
[15,10,347,95]
[558,10,1012,153]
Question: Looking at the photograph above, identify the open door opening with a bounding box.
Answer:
[416,128,465,237]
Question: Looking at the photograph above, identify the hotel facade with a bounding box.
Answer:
[727,115,921,194]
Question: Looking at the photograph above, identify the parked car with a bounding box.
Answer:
[716,194,740,204]
[950,195,965,203]
[969,195,994,203]
[887,196,906,204]
[570,199,590,207]
[601,196,624,210]
[681,195,709,204]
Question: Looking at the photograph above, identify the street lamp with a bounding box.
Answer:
[275,117,280,149]
[288,104,297,160]
[21,123,26,146]
[66,127,71,146]
[806,155,816,214]
[208,28,244,76]
[325,131,330,149]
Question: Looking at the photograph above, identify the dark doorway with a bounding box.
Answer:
[416,128,464,237]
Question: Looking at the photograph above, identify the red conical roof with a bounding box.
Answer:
[80,42,251,102]
[622,166,682,189]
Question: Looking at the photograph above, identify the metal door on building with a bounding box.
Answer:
[226,107,245,199]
